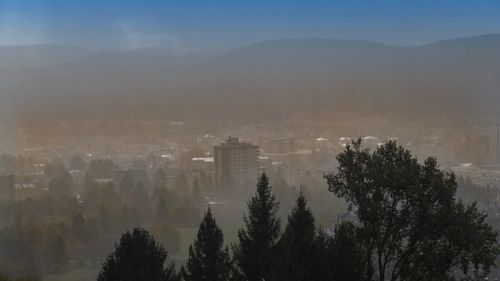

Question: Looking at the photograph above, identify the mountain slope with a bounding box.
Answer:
[2,35,500,123]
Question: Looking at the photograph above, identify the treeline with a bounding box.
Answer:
[0,150,339,279]
[456,176,500,203]
[0,274,36,281]
[0,141,498,280]
[97,175,363,281]
[97,141,499,281]
[0,166,204,277]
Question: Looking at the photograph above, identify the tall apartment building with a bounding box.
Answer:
[214,137,259,190]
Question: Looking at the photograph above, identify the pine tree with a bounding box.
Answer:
[174,172,189,195]
[71,213,87,243]
[181,208,231,281]
[153,169,167,189]
[233,173,281,281]
[274,192,317,281]
[98,228,178,281]
[48,170,73,198]
[155,197,170,223]
[46,233,69,269]
[133,182,151,208]
[329,221,365,281]
[191,178,202,204]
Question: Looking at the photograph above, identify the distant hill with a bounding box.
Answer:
[0,45,95,69]
[1,34,500,123]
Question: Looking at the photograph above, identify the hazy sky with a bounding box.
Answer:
[1,0,500,50]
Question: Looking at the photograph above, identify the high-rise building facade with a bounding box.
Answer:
[214,137,259,190]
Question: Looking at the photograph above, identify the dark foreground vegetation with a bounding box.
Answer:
[98,141,497,281]
[2,141,499,281]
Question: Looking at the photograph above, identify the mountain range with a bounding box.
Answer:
[1,34,500,124]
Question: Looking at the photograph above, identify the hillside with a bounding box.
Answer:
[1,35,500,123]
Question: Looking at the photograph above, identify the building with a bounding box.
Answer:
[0,175,14,201]
[191,157,214,172]
[214,137,259,190]
[265,138,297,155]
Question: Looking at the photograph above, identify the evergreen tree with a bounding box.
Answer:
[101,183,119,205]
[191,178,202,204]
[87,159,117,179]
[199,171,211,193]
[48,170,73,199]
[83,171,95,190]
[155,198,170,223]
[174,172,189,195]
[99,205,112,233]
[45,233,68,269]
[181,208,231,281]
[0,273,38,281]
[173,198,201,227]
[151,224,181,256]
[69,155,86,171]
[329,221,365,281]
[98,228,178,281]
[154,187,180,211]
[71,213,87,243]
[119,172,135,204]
[274,192,317,281]
[133,182,151,208]
[153,169,167,189]
[233,173,281,281]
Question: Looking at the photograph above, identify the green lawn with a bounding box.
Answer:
[42,266,99,281]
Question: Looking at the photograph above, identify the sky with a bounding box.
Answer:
[1,0,500,50]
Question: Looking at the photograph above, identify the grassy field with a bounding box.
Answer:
[43,266,99,281]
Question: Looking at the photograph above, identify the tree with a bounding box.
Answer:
[132,182,151,209]
[87,159,117,179]
[48,170,73,198]
[45,233,68,269]
[101,183,119,205]
[199,171,213,193]
[174,173,189,195]
[98,228,178,281]
[71,213,87,243]
[0,273,38,281]
[191,178,203,204]
[329,221,365,281]
[274,192,318,281]
[84,172,95,190]
[324,140,498,281]
[43,161,67,179]
[153,169,167,190]
[69,155,86,171]
[99,205,113,233]
[173,198,201,228]
[119,172,135,203]
[155,198,170,223]
[181,208,232,281]
[233,173,281,281]
[150,224,181,256]
[0,154,17,175]
[154,188,180,212]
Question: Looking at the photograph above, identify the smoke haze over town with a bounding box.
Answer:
[1,1,500,281]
